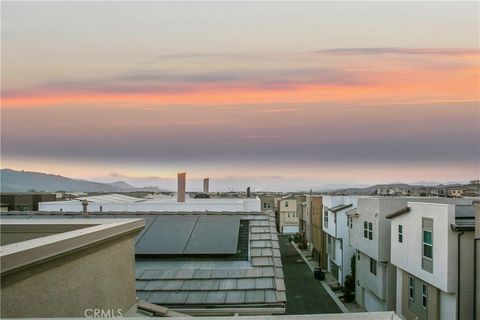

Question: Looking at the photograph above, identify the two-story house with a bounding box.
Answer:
[322,195,357,285]
[279,196,298,234]
[388,202,476,320]
[349,197,407,311]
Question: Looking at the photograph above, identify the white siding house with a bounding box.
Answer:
[388,202,476,320]
[322,196,357,286]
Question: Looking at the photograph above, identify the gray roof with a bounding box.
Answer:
[327,204,353,213]
[136,211,285,309]
[1,210,286,310]
[135,215,240,255]
[455,205,475,218]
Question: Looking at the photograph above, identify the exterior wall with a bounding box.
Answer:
[310,196,326,268]
[1,194,57,211]
[259,195,275,211]
[322,196,357,285]
[279,198,298,233]
[355,252,397,312]
[400,270,440,320]
[1,236,137,318]
[391,202,475,320]
[39,197,261,212]
[390,203,455,292]
[475,202,480,320]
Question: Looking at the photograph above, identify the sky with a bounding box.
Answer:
[1,1,479,191]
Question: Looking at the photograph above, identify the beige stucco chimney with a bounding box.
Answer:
[203,178,209,193]
[177,172,186,202]
[81,199,88,216]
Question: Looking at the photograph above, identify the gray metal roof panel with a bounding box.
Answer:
[165,291,188,304]
[199,279,220,290]
[225,291,245,304]
[205,291,226,304]
[237,279,255,290]
[183,216,240,254]
[218,279,237,290]
[245,290,265,303]
[455,205,475,218]
[135,216,198,254]
[185,291,207,304]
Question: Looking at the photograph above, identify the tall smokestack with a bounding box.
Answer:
[203,178,209,193]
[81,199,88,216]
[177,172,186,202]
[247,187,251,198]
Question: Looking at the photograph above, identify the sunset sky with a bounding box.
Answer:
[1,2,479,191]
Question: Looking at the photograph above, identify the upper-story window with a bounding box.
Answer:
[333,214,337,224]
[423,230,432,259]
[369,257,377,275]
[324,210,328,227]
[285,201,289,207]
[263,203,267,209]
[422,218,434,273]
[398,224,403,243]
[363,221,373,240]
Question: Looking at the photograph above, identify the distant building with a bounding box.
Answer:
[38,193,261,212]
[0,192,57,211]
[388,202,476,320]
[279,196,298,234]
[446,188,465,198]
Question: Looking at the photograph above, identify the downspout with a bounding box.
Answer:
[457,231,464,320]
[474,238,477,320]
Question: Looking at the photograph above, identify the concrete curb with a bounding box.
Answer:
[291,241,349,313]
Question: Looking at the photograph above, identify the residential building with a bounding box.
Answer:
[298,196,310,248]
[259,194,275,211]
[1,192,57,211]
[475,202,480,320]
[388,202,476,320]
[349,197,409,312]
[446,188,465,198]
[3,210,286,316]
[322,196,357,285]
[349,197,479,313]
[39,193,261,212]
[279,196,298,234]
[310,195,327,269]
[1,218,146,318]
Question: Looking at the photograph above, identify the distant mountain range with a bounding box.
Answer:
[0,169,164,192]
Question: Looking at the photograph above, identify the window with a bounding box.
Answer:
[288,212,291,218]
[324,210,329,227]
[423,230,433,259]
[409,276,414,300]
[364,221,373,240]
[350,217,353,229]
[422,284,427,309]
[398,224,403,243]
[285,201,288,207]
[369,258,377,275]
[263,203,267,209]
[334,214,337,224]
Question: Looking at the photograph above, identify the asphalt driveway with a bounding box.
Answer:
[279,235,342,315]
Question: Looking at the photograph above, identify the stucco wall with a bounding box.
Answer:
[1,235,137,318]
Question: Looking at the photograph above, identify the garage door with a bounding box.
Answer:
[363,288,385,312]
[282,225,299,234]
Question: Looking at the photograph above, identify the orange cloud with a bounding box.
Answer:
[2,51,478,108]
